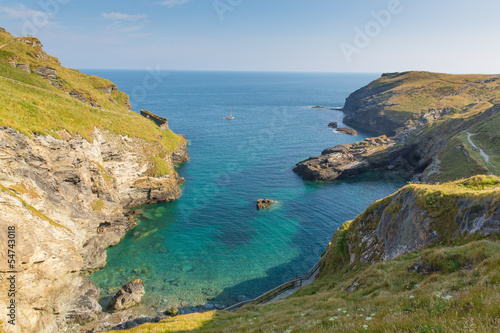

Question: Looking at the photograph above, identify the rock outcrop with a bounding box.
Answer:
[0,127,188,332]
[321,176,500,271]
[33,66,58,80]
[257,199,275,209]
[336,127,357,135]
[293,136,408,181]
[328,122,338,128]
[107,280,145,312]
[16,63,30,73]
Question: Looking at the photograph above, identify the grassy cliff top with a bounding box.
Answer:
[344,71,500,125]
[0,29,182,153]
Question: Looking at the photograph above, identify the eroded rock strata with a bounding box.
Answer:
[0,127,188,332]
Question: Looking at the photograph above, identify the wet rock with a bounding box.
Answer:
[328,122,338,128]
[257,198,275,209]
[337,127,357,136]
[107,279,145,312]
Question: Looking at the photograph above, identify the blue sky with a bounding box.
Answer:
[1,0,500,73]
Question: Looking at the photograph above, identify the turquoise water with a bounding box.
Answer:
[84,70,405,314]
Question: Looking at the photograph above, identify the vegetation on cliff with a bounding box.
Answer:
[343,71,500,135]
[0,29,184,176]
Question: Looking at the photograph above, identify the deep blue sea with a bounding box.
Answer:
[82,70,406,315]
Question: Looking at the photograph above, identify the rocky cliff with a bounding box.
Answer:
[342,71,500,136]
[321,175,500,271]
[0,29,188,333]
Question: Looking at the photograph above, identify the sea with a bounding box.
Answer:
[81,70,406,315]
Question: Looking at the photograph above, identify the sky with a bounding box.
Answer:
[1,0,500,73]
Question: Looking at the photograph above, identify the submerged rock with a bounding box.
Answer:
[107,279,145,312]
[257,198,275,209]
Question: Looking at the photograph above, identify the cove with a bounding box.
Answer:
[84,70,406,315]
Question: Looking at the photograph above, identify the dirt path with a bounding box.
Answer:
[0,38,15,50]
[467,132,493,174]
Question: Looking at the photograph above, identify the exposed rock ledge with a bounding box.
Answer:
[293,135,415,181]
[0,126,188,333]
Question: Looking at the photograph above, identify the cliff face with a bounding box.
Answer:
[321,176,500,273]
[0,127,188,333]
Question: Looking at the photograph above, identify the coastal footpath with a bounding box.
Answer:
[0,29,188,332]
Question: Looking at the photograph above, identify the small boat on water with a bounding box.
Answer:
[223,108,234,120]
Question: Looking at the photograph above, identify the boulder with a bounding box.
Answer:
[337,127,357,136]
[328,122,338,128]
[165,307,179,316]
[107,279,145,312]
[257,198,275,210]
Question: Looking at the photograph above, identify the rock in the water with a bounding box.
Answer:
[165,307,179,316]
[328,122,338,128]
[337,127,357,135]
[107,279,145,312]
[257,198,275,209]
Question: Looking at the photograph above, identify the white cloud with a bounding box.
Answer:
[0,4,53,19]
[101,12,147,21]
[159,0,192,8]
